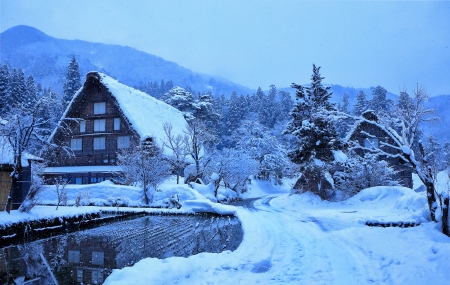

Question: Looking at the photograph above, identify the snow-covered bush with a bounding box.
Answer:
[117,143,171,205]
[203,148,259,196]
[333,152,400,199]
[234,120,291,183]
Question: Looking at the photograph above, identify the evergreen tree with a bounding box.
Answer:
[195,92,221,129]
[424,135,441,172]
[25,75,37,108]
[339,93,350,114]
[160,79,165,98]
[259,85,278,128]
[285,64,340,164]
[370,85,390,115]
[0,64,10,114]
[397,90,413,111]
[9,68,27,109]
[63,56,82,103]
[353,90,368,116]
[279,90,293,122]
[226,91,243,135]
[443,142,450,169]
[162,86,196,121]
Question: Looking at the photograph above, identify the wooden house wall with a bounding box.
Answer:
[0,168,12,211]
[349,121,413,188]
[50,76,140,168]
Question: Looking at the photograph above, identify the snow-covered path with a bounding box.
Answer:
[236,196,376,284]
[104,189,449,285]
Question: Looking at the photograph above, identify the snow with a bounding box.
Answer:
[43,165,123,173]
[400,145,411,155]
[104,184,449,285]
[332,149,348,163]
[413,170,450,195]
[36,177,204,208]
[1,176,448,284]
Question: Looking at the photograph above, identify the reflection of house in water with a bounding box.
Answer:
[1,214,243,284]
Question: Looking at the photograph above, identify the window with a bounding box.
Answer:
[77,269,83,283]
[71,138,82,150]
[364,137,379,149]
[94,119,106,132]
[94,137,106,150]
[117,136,130,149]
[114,118,121,130]
[92,269,103,283]
[90,177,97,183]
[68,250,80,264]
[79,120,86,133]
[94,102,106,114]
[92,251,104,266]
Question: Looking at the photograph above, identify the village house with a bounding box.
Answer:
[345,110,413,188]
[0,139,42,210]
[45,71,187,184]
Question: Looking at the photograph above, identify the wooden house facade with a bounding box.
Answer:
[46,71,187,184]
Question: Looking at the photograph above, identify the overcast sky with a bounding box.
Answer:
[1,0,449,95]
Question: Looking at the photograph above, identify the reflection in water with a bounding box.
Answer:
[0,214,243,284]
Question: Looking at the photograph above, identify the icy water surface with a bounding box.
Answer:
[0,214,243,284]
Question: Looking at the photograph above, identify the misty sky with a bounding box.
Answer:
[1,0,449,95]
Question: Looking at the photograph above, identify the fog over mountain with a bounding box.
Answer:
[1,25,449,145]
[0,25,252,96]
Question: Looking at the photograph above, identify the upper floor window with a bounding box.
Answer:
[94,137,106,150]
[117,136,130,149]
[68,250,80,264]
[94,102,106,114]
[92,251,104,266]
[71,138,82,150]
[114,118,121,131]
[79,120,86,133]
[94,119,106,132]
[364,137,379,149]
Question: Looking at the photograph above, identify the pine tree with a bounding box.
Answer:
[161,86,196,121]
[285,64,340,164]
[424,136,441,172]
[370,85,389,115]
[9,68,27,109]
[397,90,413,111]
[353,90,368,116]
[24,75,37,108]
[279,90,293,121]
[63,56,81,103]
[0,64,11,114]
[226,91,243,135]
[443,142,450,169]
[339,93,350,114]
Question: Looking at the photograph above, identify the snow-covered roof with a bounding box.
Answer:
[50,72,188,155]
[44,166,123,174]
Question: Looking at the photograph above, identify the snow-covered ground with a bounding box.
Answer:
[1,175,449,284]
[103,181,449,285]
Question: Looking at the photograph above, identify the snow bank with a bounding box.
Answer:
[37,177,204,208]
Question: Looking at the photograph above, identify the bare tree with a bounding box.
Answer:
[117,143,171,205]
[161,122,187,184]
[54,177,68,210]
[183,119,216,183]
[345,86,448,235]
[0,94,59,213]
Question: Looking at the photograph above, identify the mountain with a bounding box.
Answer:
[0,25,252,96]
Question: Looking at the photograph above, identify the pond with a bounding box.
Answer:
[0,213,243,284]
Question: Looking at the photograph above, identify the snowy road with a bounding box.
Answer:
[105,190,449,285]
[234,196,376,284]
